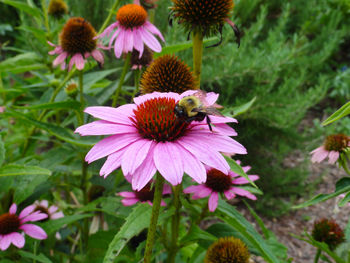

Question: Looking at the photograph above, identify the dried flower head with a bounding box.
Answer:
[48,17,105,71]
[170,0,240,46]
[131,46,153,70]
[140,55,198,94]
[310,134,350,164]
[48,0,68,18]
[205,237,250,263]
[312,218,345,250]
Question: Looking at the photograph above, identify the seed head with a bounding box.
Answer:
[48,0,68,18]
[131,46,153,69]
[312,219,345,250]
[117,4,148,29]
[205,168,232,193]
[0,213,20,235]
[324,134,350,152]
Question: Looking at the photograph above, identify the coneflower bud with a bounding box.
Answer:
[64,81,78,98]
[140,55,198,94]
[48,0,68,19]
[312,218,345,250]
[205,237,250,263]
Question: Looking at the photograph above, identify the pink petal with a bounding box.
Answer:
[177,137,229,174]
[192,187,212,199]
[231,187,257,200]
[8,232,25,248]
[99,146,128,178]
[75,120,137,136]
[51,211,64,219]
[173,142,206,183]
[132,145,157,191]
[328,151,340,164]
[68,54,76,71]
[153,142,184,186]
[163,184,172,195]
[233,175,259,185]
[224,190,236,200]
[19,205,35,219]
[160,200,167,206]
[21,212,47,223]
[114,30,125,58]
[205,92,219,105]
[73,53,85,70]
[85,133,140,163]
[9,204,17,214]
[208,192,219,212]
[183,185,205,194]
[0,234,12,251]
[211,123,237,136]
[118,192,137,198]
[121,139,153,175]
[133,29,144,58]
[20,224,47,240]
[311,147,328,163]
[47,41,56,47]
[48,205,58,214]
[133,92,180,105]
[144,21,165,41]
[84,104,136,125]
[98,22,118,39]
[121,198,139,206]
[109,28,121,49]
[91,50,104,65]
[209,115,238,124]
[53,52,68,67]
[140,28,162,52]
[124,29,134,53]
[39,200,49,208]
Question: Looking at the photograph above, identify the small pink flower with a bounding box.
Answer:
[118,182,172,206]
[33,200,64,220]
[310,134,350,164]
[48,17,105,71]
[97,2,164,59]
[0,106,5,113]
[75,91,246,191]
[184,162,259,212]
[0,203,48,250]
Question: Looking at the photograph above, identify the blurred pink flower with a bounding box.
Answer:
[97,3,164,59]
[48,17,105,71]
[34,200,64,220]
[118,182,172,206]
[184,162,259,212]
[0,203,48,250]
[310,134,350,164]
[75,91,246,191]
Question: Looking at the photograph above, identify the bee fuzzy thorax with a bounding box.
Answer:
[178,96,202,117]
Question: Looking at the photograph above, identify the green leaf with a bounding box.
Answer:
[293,178,350,209]
[4,110,94,147]
[0,52,45,74]
[18,251,52,263]
[0,164,51,177]
[224,156,258,188]
[181,225,217,244]
[0,0,41,18]
[217,201,281,263]
[322,101,350,126]
[83,68,120,92]
[154,37,218,58]
[103,204,152,263]
[223,97,257,117]
[42,214,93,235]
[0,136,5,167]
[338,192,350,207]
[13,101,81,111]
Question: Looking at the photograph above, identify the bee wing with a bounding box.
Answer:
[192,107,224,117]
[192,90,223,109]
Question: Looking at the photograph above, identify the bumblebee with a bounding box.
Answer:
[174,91,223,131]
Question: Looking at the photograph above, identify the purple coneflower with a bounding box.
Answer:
[118,182,171,206]
[0,204,48,250]
[184,161,259,212]
[310,134,350,164]
[97,2,164,59]
[75,91,246,191]
[33,200,64,221]
[48,17,105,71]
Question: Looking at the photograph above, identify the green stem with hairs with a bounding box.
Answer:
[314,249,321,263]
[192,30,204,86]
[41,0,50,36]
[132,68,141,98]
[144,173,165,263]
[78,71,84,125]
[98,0,121,35]
[112,53,131,107]
[22,69,76,156]
[167,184,182,263]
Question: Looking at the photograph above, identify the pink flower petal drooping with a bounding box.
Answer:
[97,3,164,59]
[0,203,48,250]
[75,91,247,191]
[184,161,259,212]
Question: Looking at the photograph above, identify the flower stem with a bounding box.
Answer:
[41,0,50,36]
[314,248,321,263]
[78,71,84,126]
[192,30,203,86]
[112,53,131,107]
[167,184,182,263]
[98,0,121,35]
[144,173,165,263]
[132,69,141,99]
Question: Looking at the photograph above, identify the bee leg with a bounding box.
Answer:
[206,116,213,131]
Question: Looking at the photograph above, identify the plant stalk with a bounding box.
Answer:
[98,0,121,35]
[167,184,182,263]
[144,173,165,263]
[314,248,321,263]
[192,30,204,86]
[132,68,141,99]
[78,71,84,126]
[112,53,131,107]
